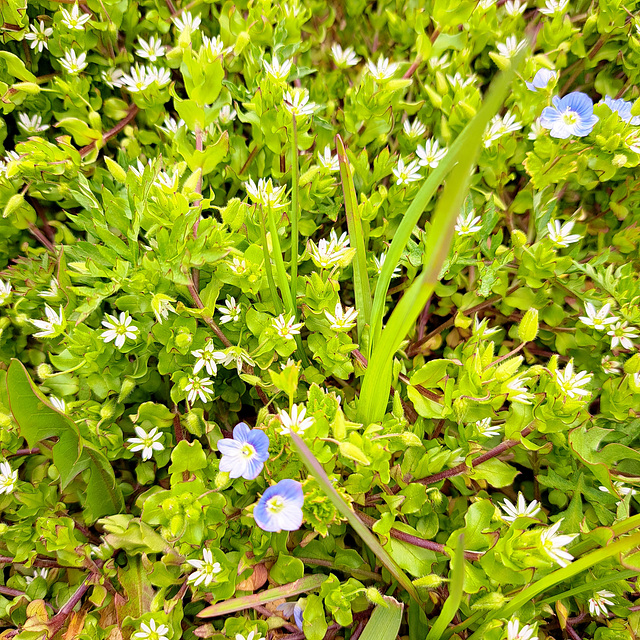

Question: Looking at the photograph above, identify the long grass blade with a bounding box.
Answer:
[357,49,526,426]
[290,116,300,319]
[358,596,404,640]
[259,205,283,315]
[289,431,421,605]
[336,134,372,344]
[425,534,465,640]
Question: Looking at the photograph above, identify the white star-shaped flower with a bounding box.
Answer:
[32,304,66,338]
[184,374,215,404]
[101,311,139,348]
[0,461,18,496]
[455,211,483,236]
[539,518,577,567]
[392,158,422,185]
[172,11,201,32]
[263,56,292,81]
[416,138,447,168]
[60,4,91,30]
[588,590,616,617]
[24,20,53,52]
[135,36,165,62]
[500,493,541,522]
[554,360,592,399]
[127,426,164,461]
[272,314,304,340]
[331,44,360,68]
[608,321,638,350]
[324,302,358,331]
[187,548,221,587]
[278,404,315,435]
[547,220,581,247]
[366,56,399,82]
[59,50,88,75]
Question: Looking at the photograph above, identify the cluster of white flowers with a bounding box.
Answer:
[484,110,523,146]
[307,230,352,269]
[119,65,171,92]
[244,178,287,210]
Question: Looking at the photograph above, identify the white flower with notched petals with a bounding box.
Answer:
[202,35,233,58]
[416,138,447,168]
[393,158,422,185]
[547,219,581,247]
[187,548,221,587]
[101,67,124,88]
[507,618,536,640]
[0,281,12,305]
[331,44,360,68]
[192,341,220,376]
[317,145,340,172]
[403,118,426,139]
[601,355,622,374]
[504,0,527,15]
[153,170,178,191]
[283,90,317,118]
[263,56,292,81]
[599,480,636,498]
[588,590,616,617]
[473,316,500,338]
[579,302,617,331]
[484,110,522,146]
[0,461,18,496]
[24,21,53,52]
[32,305,66,338]
[50,396,66,412]
[245,178,287,210]
[278,404,315,435]
[497,36,526,58]
[447,72,478,88]
[324,303,358,331]
[539,0,569,16]
[127,426,164,461]
[608,321,639,350]
[554,360,592,399]
[219,105,237,124]
[308,233,353,269]
[17,113,49,134]
[101,311,139,348]
[214,346,255,374]
[373,253,401,278]
[366,56,399,82]
[59,50,88,75]
[39,278,59,299]
[133,619,169,640]
[184,374,214,404]
[236,631,264,640]
[135,36,165,62]
[228,257,248,275]
[428,53,450,71]
[217,297,242,324]
[60,4,91,30]
[120,65,152,92]
[25,568,49,585]
[272,314,303,340]
[501,493,541,522]
[172,11,201,32]
[158,116,185,136]
[528,119,545,140]
[475,417,500,438]
[504,375,533,405]
[146,66,171,87]
[455,211,483,236]
[539,519,577,567]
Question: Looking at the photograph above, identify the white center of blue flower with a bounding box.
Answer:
[561,109,578,126]
[241,443,256,458]
[266,496,285,514]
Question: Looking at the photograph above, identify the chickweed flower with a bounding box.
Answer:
[133,619,169,640]
[187,549,221,587]
[500,493,541,522]
[217,296,241,324]
[555,361,592,399]
[219,104,237,124]
[473,315,500,337]
[506,618,535,640]
[192,341,220,376]
[504,0,527,16]
[540,92,599,139]
[331,44,360,68]
[366,56,399,82]
[278,404,315,435]
[308,232,353,269]
[236,632,264,640]
[547,219,581,247]
[403,118,426,139]
[539,0,569,16]
[475,417,501,438]
[579,302,618,331]
[127,426,164,461]
[101,311,139,348]
[504,375,533,405]
[0,280,11,305]
[455,211,483,236]
[50,396,66,412]
[283,90,317,118]
[184,374,214,404]
[215,345,255,374]
[60,4,91,30]
[217,422,270,480]
[202,35,233,58]
[373,253,401,278]
[525,68,556,91]
[392,158,422,185]
[120,65,152,92]
[484,111,522,146]
[272,314,304,340]
[151,293,176,323]
[135,36,165,62]
[25,568,49,585]
[59,50,88,75]
[601,355,622,374]
[318,145,340,171]
[263,56,292,81]
[244,178,287,210]
[172,11,201,32]
[0,461,18,496]
[539,519,577,567]
[145,66,171,87]
[448,72,477,89]
[602,96,640,125]
[588,590,616,617]
[254,479,304,532]
[101,67,124,88]
[24,21,53,53]
[416,138,447,168]
[324,302,358,331]
[607,321,639,350]
[153,170,177,190]
[496,36,526,58]
[32,305,66,338]
[599,480,636,497]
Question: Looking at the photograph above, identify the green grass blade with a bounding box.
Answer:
[465,530,640,640]
[290,116,300,319]
[357,49,526,426]
[336,134,372,344]
[259,205,283,315]
[358,596,404,640]
[425,534,465,640]
[289,431,421,605]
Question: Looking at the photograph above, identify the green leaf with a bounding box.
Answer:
[0,51,36,82]
[469,458,518,488]
[358,596,403,640]
[115,556,155,621]
[7,360,123,522]
[169,440,208,474]
[56,118,102,146]
[270,555,304,585]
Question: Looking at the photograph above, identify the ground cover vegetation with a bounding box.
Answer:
[1,0,640,638]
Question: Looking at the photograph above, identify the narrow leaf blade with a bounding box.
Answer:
[358,596,404,640]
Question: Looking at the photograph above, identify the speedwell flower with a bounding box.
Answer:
[172,11,201,32]
[607,321,638,350]
[272,314,303,340]
[32,305,66,338]
[127,426,164,461]
[187,548,221,587]
[539,519,577,567]
[101,311,138,348]
[366,56,399,82]
[263,56,292,81]
[135,36,165,62]
[555,361,592,399]
[500,493,541,522]
[133,619,169,640]
[278,404,315,435]
[218,422,270,480]
[416,139,447,168]
[60,4,91,30]
[540,92,599,139]
[579,302,618,331]
[602,96,640,125]
[184,374,214,404]
[588,590,616,617]
[331,44,360,68]
[392,158,422,185]
[547,219,581,247]
[526,68,556,91]
[59,50,88,75]
[0,461,18,496]
[254,479,304,532]
[324,302,358,331]
[24,21,53,52]
[455,211,483,236]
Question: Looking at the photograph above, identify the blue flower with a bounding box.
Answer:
[277,600,305,630]
[540,92,599,139]
[254,479,304,532]
[217,422,270,480]
[601,96,640,125]
[526,68,556,92]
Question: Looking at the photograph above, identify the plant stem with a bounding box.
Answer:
[79,104,139,158]
[295,556,381,580]
[290,116,300,319]
[259,205,283,315]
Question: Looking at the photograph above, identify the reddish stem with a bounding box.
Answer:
[79,105,139,158]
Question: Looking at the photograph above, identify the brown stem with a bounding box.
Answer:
[10,448,41,456]
[0,556,63,568]
[566,624,582,640]
[0,586,27,597]
[79,104,139,158]
[403,56,422,80]
[356,511,482,561]
[252,604,298,632]
[239,145,259,176]
[28,198,55,242]
[47,576,90,636]
[165,0,177,14]
[28,223,55,252]
[172,405,185,443]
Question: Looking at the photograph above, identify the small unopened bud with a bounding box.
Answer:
[100,398,117,420]
[413,574,445,589]
[511,229,528,248]
[338,442,370,466]
[3,193,24,218]
[365,588,387,607]
[37,363,53,380]
[519,308,539,343]
[118,378,136,403]
[215,470,231,490]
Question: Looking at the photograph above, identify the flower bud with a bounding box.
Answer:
[413,574,445,589]
[518,308,539,343]
[338,442,370,466]
[118,377,136,403]
[104,157,127,183]
[215,470,231,490]
[365,588,387,606]
[37,363,53,380]
[3,193,24,218]
[100,398,117,420]
[511,229,528,248]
